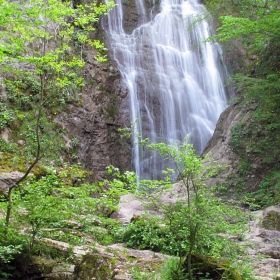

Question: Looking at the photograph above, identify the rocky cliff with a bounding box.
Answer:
[202,101,268,198]
[60,51,132,179]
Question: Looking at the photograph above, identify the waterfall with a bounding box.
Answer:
[103,0,230,180]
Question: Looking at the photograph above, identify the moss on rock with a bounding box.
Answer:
[183,253,242,280]
[263,206,280,231]
[74,253,116,280]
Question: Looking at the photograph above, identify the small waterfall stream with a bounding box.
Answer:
[103,0,230,180]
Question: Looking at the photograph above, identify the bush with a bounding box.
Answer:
[121,215,168,252]
[0,226,28,280]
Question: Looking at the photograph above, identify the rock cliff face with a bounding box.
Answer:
[61,49,132,179]
[202,102,263,191]
[202,103,241,187]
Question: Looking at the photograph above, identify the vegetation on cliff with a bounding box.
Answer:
[205,0,280,208]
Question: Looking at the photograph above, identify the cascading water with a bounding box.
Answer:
[103,0,230,180]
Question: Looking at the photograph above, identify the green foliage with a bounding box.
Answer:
[228,74,280,205]
[121,215,168,252]
[262,209,280,231]
[182,253,251,280]
[118,139,250,279]
[0,0,114,64]
[0,162,134,277]
[242,166,280,207]
[0,226,28,280]
[145,139,225,182]
[0,152,49,175]
[106,165,137,194]
[1,163,132,244]
[159,257,185,280]
[206,0,280,207]
[121,197,246,257]
[258,168,280,205]
[159,248,255,280]
[0,140,15,153]
[0,0,114,227]
[237,159,251,176]
[130,266,160,280]
[0,147,253,279]
[210,0,279,55]
[0,103,14,131]
[0,228,24,263]
[230,122,246,153]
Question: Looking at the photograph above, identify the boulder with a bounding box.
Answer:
[0,127,10,141]
[37,239,169,280]
[114,193,145,224]
[74,253,114,280]
[263,206,280,231]
[115,181,188,224]
[29,257,74,280]
[0,171,25,197]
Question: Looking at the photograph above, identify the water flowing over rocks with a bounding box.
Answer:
[103,0,230,180]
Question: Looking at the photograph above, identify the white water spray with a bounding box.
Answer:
[103,0,230,180]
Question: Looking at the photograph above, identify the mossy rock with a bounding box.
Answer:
[183,253,242,280]
[0,151,48,176]
[74,253,115,280]
[13,256,59,280]
[263,206,280,231]
[29,256,57,274]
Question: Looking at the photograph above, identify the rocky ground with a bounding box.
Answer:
[38,239,169,280]
[116,188,280,280]
[245,208,280,280]
[1,172,280,279]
